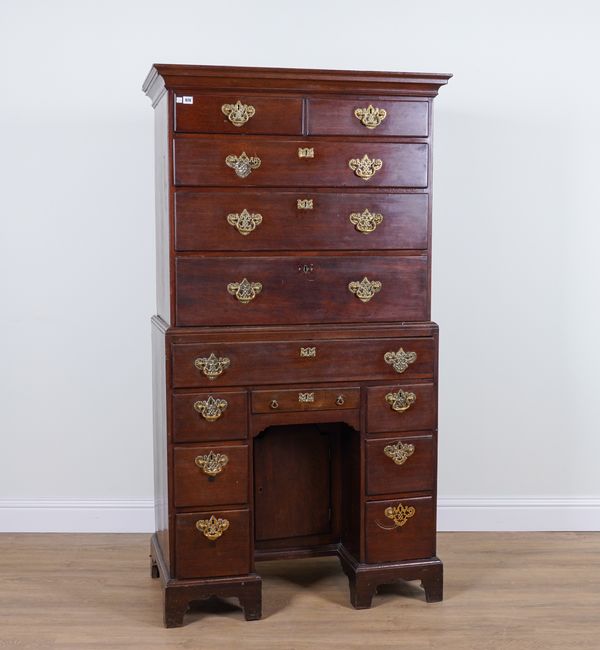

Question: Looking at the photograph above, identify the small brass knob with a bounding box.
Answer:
[336,395,345,406]
[270,400,279,409]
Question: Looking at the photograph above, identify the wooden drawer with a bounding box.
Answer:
[175,509,250,579]
[174,136,428,188]
[366,435,434,496]
[172,390,248,443]
[175,255,428,326]
[365,496,435,563]
[171,336,436,388]
[308,98,428,137]
[175,190,428,252]
[174,93,302,134]
[173,444,248,507]
[367,383,436,433]
[252,387,360,414]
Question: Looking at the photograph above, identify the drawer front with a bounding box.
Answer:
[173,444,248,507]
[174,137,428,188]
[252,387,360,414]
[366,496,435,563]
[175,255,428,326]
[175,191,428,252]
[172,391,248,443]
[367,383,437,433]
[366,435,434,496]
[172,337,436,388]
[308,98,428,137]
[175,509,250,579]
[175,94,302,134]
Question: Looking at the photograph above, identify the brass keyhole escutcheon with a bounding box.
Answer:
[298,264,314,274]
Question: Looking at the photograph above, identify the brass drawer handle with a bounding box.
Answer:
[300,347,316,357]
[221,100,255,127]
[225,152,261,178]
[298,147,314,158]
[348,277,382,303]
[196,515,230,541]
[194,353,230,380]
[195,451,229,477]
[298,392,315,403]
[349,209,383,234]
[193,396,228,422]
[297,198,313,210]
[227,278,262,303]
[384,441,415,465]
[336,395,345,406]
[385,388,417,413]
[227,209,263,235]
[354,104,387,129]
[384,348,417,374]
[348,154,383,180]
[384,503,416,528]
[270,399,279,409]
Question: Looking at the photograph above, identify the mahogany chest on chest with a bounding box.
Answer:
[143,64,451,627]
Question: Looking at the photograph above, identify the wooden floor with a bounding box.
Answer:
[0,533,598,649]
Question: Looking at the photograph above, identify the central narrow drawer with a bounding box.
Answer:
[174,136,428,188]
[252,387,360,413]
[175,255,428,326]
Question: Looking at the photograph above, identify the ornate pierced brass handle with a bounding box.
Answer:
[384,441,415,466]
[193,396,228,422]
[225,152,261,178]
[227,278,262,303]
[354,104,387,129]
[348,154,383,180]
[194,353,230,380]
[348,277,382,303]
[227,209,262,235]
[385,388,417,413]
[221,100,255,127]
[384,348,417,374]
[384,503,416,528]
[349,209,383,234]
[195,451,229,477]
[196,515,230,541]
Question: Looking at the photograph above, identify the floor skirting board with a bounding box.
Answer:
[0,497,598,533]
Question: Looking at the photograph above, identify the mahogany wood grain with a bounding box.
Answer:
[308,98,429,137]
[171,334,436,388]
[173,444,248,507]
[367,383,437,433]
[174,136,428,188]
[252,387,360,414]
[175,509,251,579]
[365,495,435,563]
[174,190,428,252]
[365,434,434,495]
[175,93,302,134]
[172,390,248,442]
[175,255,429,326]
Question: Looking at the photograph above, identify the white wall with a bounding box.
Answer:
[1,0,599,531]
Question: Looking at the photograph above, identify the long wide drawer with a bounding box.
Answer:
[175,255,428,326]
[171,336,436,388]
[175,190,428,251]
[174,136,428,188]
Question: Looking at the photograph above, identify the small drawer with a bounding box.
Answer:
[365,496,435,563]
[172,390,248,443]
[173,444,248,508]
[367,383,436,433]
[252,387,360,414]
[174,94,302,134]
[308,98,429,137]
[366,435,434,496]
[171,336,435,388]
[175,509,250,579]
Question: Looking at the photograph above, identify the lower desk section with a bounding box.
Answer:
[152,317,441,625]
